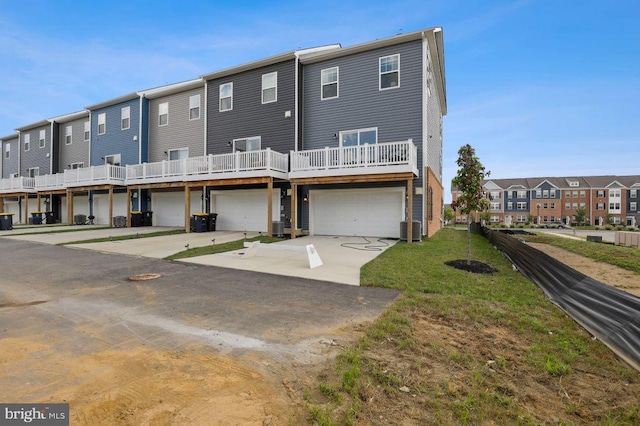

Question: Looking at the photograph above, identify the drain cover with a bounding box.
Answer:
[128,273,162,281]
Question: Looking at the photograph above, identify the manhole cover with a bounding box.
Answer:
[128,273,162,281]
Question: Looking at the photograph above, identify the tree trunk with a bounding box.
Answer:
[466,215,471,265]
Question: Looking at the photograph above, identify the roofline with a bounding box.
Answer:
[85,92,140,111]
[48,110,89,124]
[138,78,204,99]
[0,133,18,140]
[15,119,51,132]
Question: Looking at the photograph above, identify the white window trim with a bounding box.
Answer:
[158,102,169,127]
[379,54,400,91]
[321,67,339,100]
[98,113,106,135]
[104,154,121,166]
[84,121,90,142]
[28,167,40,177]
[4,144,9,159]
[168,147,189,160]
[121,106,131,130]
[70,162,84,169]
[338,127,378,147]
[189,95,201,121]
[65,126,73,145]
[219,82,233,112]
[261,72,277,104]
[24,134,30,151]
[232,136,261,152]
[39,130,46,148]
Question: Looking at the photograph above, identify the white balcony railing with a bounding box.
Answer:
[126,149,289,183]
[64,164,126,186]
[35,173,66,190]
[290,139,418,177]
[0,176,36,193]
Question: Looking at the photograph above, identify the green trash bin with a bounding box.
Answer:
[31,212,43,225]
[0,213,14,230]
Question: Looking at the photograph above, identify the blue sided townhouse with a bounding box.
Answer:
[0,27,447,241]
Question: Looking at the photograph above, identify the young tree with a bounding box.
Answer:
[443,206,455,225]
[574,206,587,227]
[451,144,490,265]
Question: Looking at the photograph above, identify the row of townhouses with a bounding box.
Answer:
[452,175,640,227]
[0,28,446,240]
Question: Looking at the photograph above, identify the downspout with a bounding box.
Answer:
[87,111,92,167]
[421,32,428,235]
[49,121,54,173]
[294,53,300,152]
[203,79,208,154]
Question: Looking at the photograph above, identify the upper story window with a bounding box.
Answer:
[631,189,638,198]
[565,191,571,198]
[84,121,90,141]
[121,106,130,130]
[517,190,526,199]
[219,83,233,112]
[28,167,39,177]
[98,113,106,135]
[569,181,579,187]
[631,202,637,211]
[261,72,277,104]
[379,54,400,90]
[168,147,189,160]
[550,189,556,198]
[610,189,621,198]
[158,102,168,126]
[489,191,500,200]
[516,202,527,210]
[39,130,46,148]
[321,67,338,100]
[23,134,30,151]
[572,191,578,198]
[65,126,73,145]
[340,127,377,147]
[233,136,261,152]
[5,144,9,159]
[189,95,201,120]
[597,190,605,197]
[70,162,84,169]
[543,189,549,198]
[535,189,542,198]
[579,190,586,198]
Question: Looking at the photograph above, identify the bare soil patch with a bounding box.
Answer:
[529,242,640,297]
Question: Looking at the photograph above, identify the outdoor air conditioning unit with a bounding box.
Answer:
[400,221,422,242]
[73,214,87,225]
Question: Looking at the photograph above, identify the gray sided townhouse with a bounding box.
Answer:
[294,29,446,239]
[0,133,21,218]
[452,175,640,227]
[1,27,447,239]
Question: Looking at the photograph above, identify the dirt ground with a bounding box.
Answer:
[529,242,640,297]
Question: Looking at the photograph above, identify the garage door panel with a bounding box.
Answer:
[311,188,404,238]
[93,193,127,225]
[211,189,280,232]
[152,191,201,227]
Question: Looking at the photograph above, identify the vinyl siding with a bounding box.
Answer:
[57,116,90,171]
[206,59,296,155]
[90,98,141,166]
[147,87,205,163]
[20,124,51,176]
[302,40,424,223]
[425,40,443,181]
[1,136,19,178]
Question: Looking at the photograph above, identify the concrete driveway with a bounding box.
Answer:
[1,225,396,286]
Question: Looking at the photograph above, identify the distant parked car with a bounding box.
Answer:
[543,221,570,229]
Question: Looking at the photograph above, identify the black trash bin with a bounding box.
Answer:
[0,213,14,230]
[44,211,55,224]
[31,212,43,225]
[192,213,209,233]
[208,213,218,231]
[142,211,153,226]
[130,212,143,227]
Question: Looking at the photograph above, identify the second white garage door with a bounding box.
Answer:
[211,189,280,232]
[93,193,127,225]
[152,190,202,227]
[310,188,405,238]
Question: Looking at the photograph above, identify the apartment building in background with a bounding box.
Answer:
[451,175,640,227]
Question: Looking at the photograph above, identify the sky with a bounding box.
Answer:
[0,0,638,202]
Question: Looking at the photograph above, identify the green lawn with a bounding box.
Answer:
[165,235,284,260]
[305,228,640,425]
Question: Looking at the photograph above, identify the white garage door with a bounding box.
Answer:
[93,193,127,225]
[310,188,405,238]
[152,190,202,227]
[211,189,280,232]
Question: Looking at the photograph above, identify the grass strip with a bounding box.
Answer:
[58,229,185,245]
[3,226,111,236]
[165,235,284,260]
